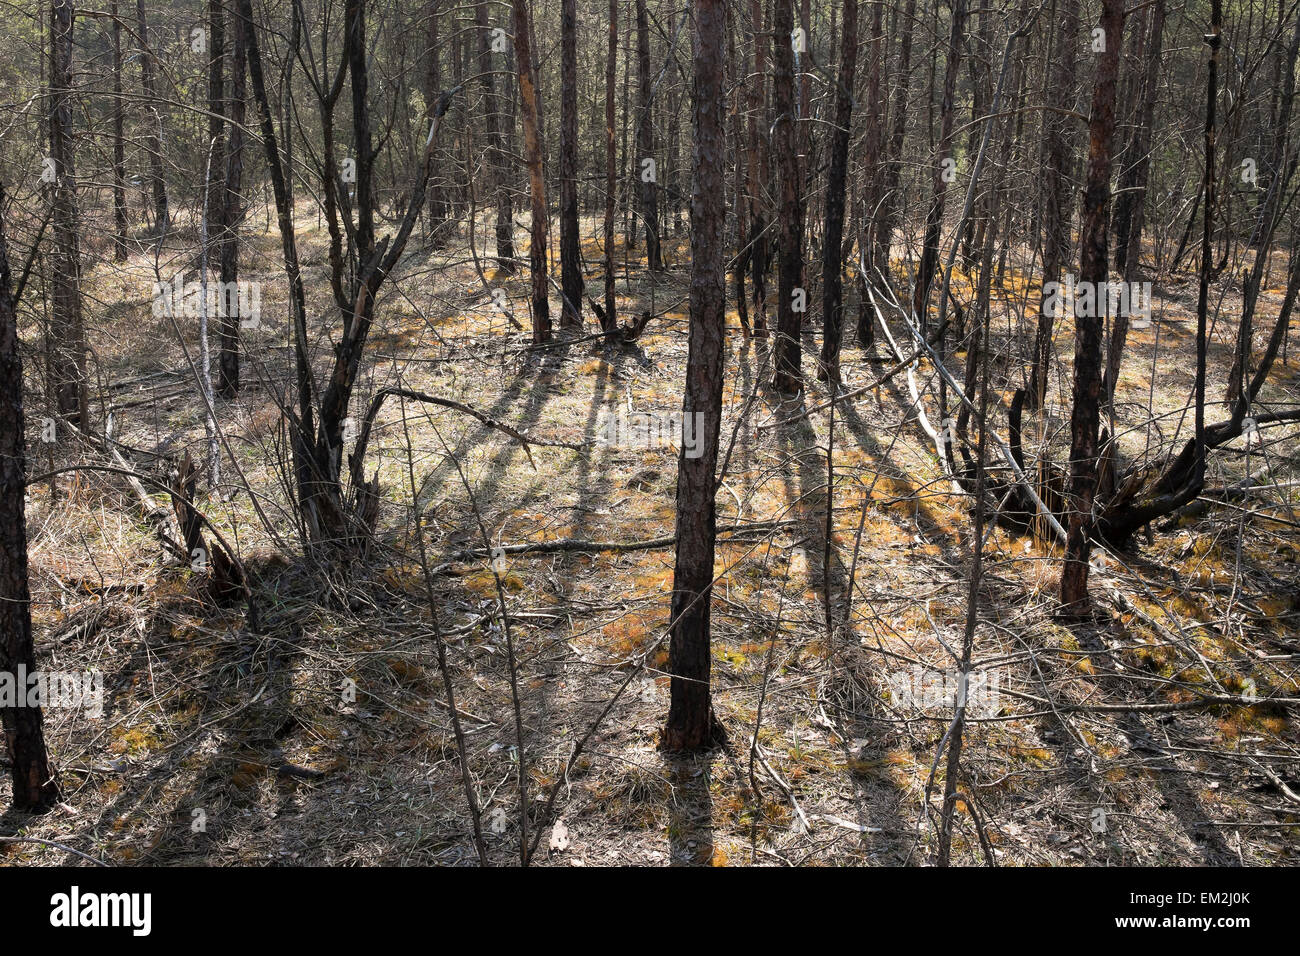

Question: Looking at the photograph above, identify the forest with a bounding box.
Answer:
[0,0,1298,869]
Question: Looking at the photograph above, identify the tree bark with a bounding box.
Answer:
[512,0,551,342]
[111,0,128,262]
[218,0,247,399]
[135,0,169,233]
[664,0,726,753]
[635,0,663,271]
[1060,0,1125,614]
[818,0,857,382]
[0,179,61,813]
[771,0,805,393]
[559,0,584,326]
[476,0,516,270]
[1028,0,1079,409]
[48,0,87,430]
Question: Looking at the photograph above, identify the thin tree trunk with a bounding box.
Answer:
[635,0,663,271]
[602,0,617,331]
[664,0,726,753]
[818,0,857,382]
[1103,0,1165,404]
[771,0,805,393]
[746,0,769,337]
[1028,0,1079,409]
[48,0,87,430]
[1060,0,1125,614]
[559,0,584,326]
[476,0,516,271]
[424,1,449,243]
[112,0,128,262]
[512,0,550,342]
[911,0,967,328]
[206,0,226,250]
[136,0,169,233]
[218,1,247,399]
[0,179,60,813]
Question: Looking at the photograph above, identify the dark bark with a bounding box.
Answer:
[1060,0,1124,614]
[664,0,726,753]
[424,1,449,243]
[135,0,169,233]
[867,0,916,344]
[512,0,551,342]
[771,0,805,393]
[603,0,618,331]
[911,0,967,329]
[1027,0,1079,410]
[559,0,584,326]
[218,0,247,399]
[1103,0,1165,403]
[818,0,857,382]
[746,0,769,337]
[111,0,127,261]
[476,1,516,270]
[206,0,226,249]
[635,0,663,271]
[0,180,61,813]
[47,0,87,430]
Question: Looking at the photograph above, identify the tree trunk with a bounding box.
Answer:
[911,0,967,328]
[512,0,551,342]
[476,0,516,271]
[602,0,618,331]
[48,0,87,430]
[1060,0,1125,614]
[136,0,169,233]
[818,0,857,382]
[559,0,584,326]
[1103,0,1165,404]
[867,0,916,343]
[634,0,663,271]
[111,0,128,262]
[218,0,247,399]
[771,0,805,393]
[0,180,61,814]
[424,1,449,244]
[206,0,226,250]
[746,0,769,337]
[1028,0,1079,409]
[664,0,726,753]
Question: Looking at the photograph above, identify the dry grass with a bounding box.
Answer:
[4,210,1298,867]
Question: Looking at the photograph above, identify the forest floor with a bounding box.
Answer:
[3,210,1299,866]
